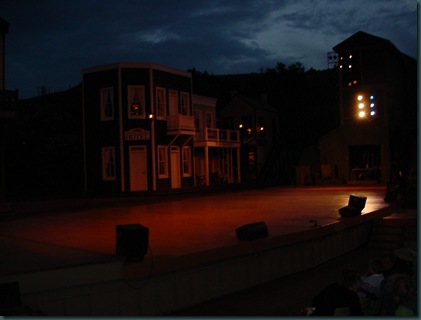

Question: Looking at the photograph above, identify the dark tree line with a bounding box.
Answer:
[190,62,340,161]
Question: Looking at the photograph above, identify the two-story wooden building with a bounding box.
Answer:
[83,62,196,194]
[220,94,281,183]
[193,94,241,186]
[83,63,241,195]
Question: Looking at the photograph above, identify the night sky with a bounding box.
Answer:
[0,0,417,99]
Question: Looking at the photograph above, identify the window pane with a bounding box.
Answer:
[156,88,166,118]
[128,86,145,118]
[101,87,114,121]
[102,147,116,180]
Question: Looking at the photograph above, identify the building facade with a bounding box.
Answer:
[83,63,241,195]
[83,62,196,194]
[193,94,241,186]
[301,31,416,185]
[220,94,281,183]
[0,17,18,201]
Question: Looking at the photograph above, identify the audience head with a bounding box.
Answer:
[368,258,384,274]
[339,268,362,292]
[392,274,416,305]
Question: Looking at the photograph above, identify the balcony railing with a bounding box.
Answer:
[166,114,195,133]
[195,128,240,144]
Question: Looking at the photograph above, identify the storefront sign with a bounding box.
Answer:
[125,128,150,141]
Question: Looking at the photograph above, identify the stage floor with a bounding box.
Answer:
[0,186,388,276]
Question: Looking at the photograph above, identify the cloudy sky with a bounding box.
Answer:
[0,0,417,98]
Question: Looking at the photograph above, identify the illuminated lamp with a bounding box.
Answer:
[116,224,149,261]
[239,124,243,128]
[260,126,264,131]
[247,128,252,134]
[148,113,154,119]
[358,103,364,109]
[370,111,376,116]
[131,103,141,115]
[235,221,268,241]
[359,111,365,118]
[357,95,363,101]
[348,64,352,68]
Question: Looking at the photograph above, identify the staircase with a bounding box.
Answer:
[368,210,417,250]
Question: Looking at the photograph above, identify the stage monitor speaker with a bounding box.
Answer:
[116,224,149,260]
[235,221,268,241]
[348,195,367,211]
[339,205,361,218]
[0,281,22,310]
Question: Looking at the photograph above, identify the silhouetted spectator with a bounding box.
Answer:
[393,247,416,276]
[378,248,417,315]
[311,268,364,316]
[393,274,417,316]
[358,258,384,315]
[360,258,384,298]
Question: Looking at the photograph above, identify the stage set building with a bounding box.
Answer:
[299,31,416,185]
[82,63,244,194]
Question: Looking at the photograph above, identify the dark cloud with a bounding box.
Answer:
[0,0,416,98]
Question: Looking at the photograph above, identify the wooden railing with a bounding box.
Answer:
[195,128,240,143]
[166,115,195,132]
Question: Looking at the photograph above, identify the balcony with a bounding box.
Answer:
[194,128,240,148]
[166,114,195,135]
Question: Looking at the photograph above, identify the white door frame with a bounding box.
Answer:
[129,145,148,191]
[170,146,181,189]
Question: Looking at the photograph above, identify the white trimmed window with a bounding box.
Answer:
[102,147,116,180]
[158,146,168,178]
[182,146,192,177]
[156,87,166,119]
[100,87,114,121]
[168,89,178,116]
[180,92,190,115]
[128,85,146,119]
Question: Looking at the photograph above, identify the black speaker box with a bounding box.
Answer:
[116,224,149,260]
[0,282,21,310]
[339,205,361,218]
[348,195,367,211]
[235,221,268,241]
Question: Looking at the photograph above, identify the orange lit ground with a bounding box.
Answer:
[0,185,388,276]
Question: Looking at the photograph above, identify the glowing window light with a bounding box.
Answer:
[359,111,366,118]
